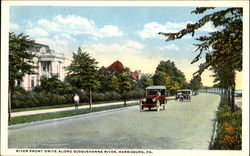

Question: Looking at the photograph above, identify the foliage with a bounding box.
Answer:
[153,60,187,94]
[9,32,36,88]
[137,74,154,89]
[66,47,100,110]
[159,7,242,112]
[188,75,203,91]
[212,96,242,150]
[34,75,78,94]
[98,72,117,92]
[12,88,72,109]
[112,69,134,106]
[159,7,242,70]
[9,32,36,121]
[12,87,142,109]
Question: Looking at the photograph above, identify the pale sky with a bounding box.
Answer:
[9,6,242,89]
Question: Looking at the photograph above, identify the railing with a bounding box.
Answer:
[37,51,64,58]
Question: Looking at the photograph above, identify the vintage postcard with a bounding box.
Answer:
[1,1,249,156]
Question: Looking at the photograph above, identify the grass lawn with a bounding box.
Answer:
[12,99,138,112]
[9,103,138,125]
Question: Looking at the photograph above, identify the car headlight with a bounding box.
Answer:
[152,98,156,102]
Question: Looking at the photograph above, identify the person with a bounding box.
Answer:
[73,94,80,109]
[156,90,161,96]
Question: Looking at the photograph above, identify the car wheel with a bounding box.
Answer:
[163,104,166,110]
[140,103,143,112]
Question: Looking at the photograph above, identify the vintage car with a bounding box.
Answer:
[140,86,167,111]
[176,89,192,102]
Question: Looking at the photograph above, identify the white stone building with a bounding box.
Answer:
[20,43,65,90]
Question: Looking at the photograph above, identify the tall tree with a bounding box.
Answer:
[188,75,203,93]
[153,60,187,94]
[67,47,100,111]
[112,68,134,106]
[159,7,242,112]
[9,32,35,121]
[137,74,154,89]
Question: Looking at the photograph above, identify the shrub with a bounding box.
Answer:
[212,96,242,150]
[12,87,143,109]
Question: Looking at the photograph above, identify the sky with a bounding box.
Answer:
[9,6,242,89]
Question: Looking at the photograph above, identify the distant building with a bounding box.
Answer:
[105,60,125,71]
[98,60,141,81]
[131,70,142,81]
[19,43,65,90]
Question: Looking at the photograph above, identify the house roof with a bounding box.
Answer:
[131,71,139,80]
[106,60,125,71]
[176,89,192,92]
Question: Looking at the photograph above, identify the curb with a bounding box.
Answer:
[209,119,218,149]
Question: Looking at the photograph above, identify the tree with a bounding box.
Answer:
[9,32,35,121]
[137,74,154,89]
[34,75,77,94]
[159,7,242,112]
[98,71,116,92]
[112,68,134,106]
[153,60,187,94]
[188,75,203,93]
[67,47,100,111]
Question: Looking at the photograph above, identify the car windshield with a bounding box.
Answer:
[146,89,165,96]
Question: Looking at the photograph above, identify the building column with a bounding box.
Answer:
[51,61,54,77]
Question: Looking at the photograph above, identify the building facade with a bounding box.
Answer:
[20,43,65,90]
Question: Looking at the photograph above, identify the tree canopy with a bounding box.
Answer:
[67,47,100,110]
[153,60,187,94]
[188,75,203,92]
[9,32,36,88]
[9,32,36,121]
[34,75,77,94]
[159,7,242,74]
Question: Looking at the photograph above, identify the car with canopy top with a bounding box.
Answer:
[175,89,192,102]
[140,86,167,111]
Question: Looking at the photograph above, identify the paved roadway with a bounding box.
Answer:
[8,93,220,149]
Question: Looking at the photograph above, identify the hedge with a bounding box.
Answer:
[12,88,144,109]
[211,96,242,150]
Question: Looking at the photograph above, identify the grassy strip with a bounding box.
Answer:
[210,96,242,150]
[12,99,138,112]
[9,103,137,125]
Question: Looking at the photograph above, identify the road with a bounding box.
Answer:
[8,93,220,149]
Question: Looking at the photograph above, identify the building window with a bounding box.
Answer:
[31,76,35,88]
[17,80,21,87]
[41,61,50,72]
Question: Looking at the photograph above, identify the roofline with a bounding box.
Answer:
[177,89,192,91]
[34,43,50,48]
[146,86,166,89]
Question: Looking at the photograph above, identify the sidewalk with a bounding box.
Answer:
[12,100,139,118]
[12,96,176,118]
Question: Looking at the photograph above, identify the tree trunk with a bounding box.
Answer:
[123,93,127,107]
[8,87,12,121]
[231,85,235,112]
[89,89,92,111]
[227,86,231,105]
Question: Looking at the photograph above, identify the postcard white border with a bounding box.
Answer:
[1,1,249,156]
